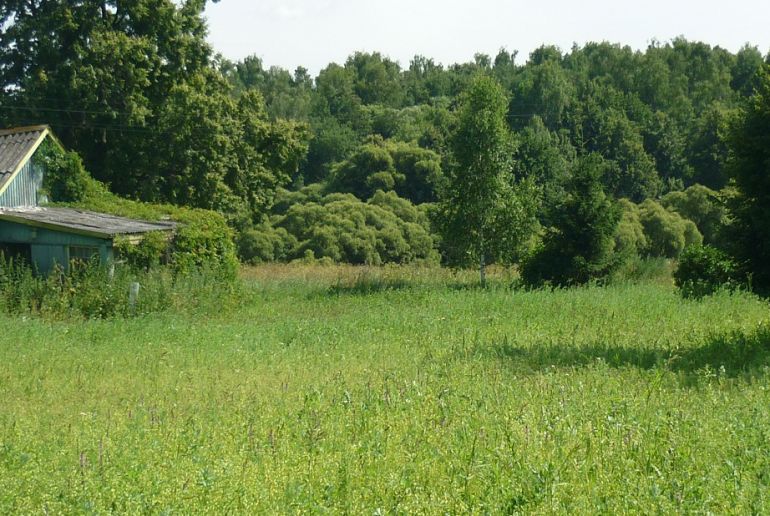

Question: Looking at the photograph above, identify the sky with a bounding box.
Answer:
[203,0,770,76]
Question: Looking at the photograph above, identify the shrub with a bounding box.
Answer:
[661,184,726,244]
[674,245,740,298]
[614,199,647,255]
[237,225,296,264]
[241,189,438,265]
[638,199,702,258]
[38,141,95,203]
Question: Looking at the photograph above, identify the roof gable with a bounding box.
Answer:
[0,125,51,196]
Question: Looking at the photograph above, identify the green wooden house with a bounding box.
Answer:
[0,125,174,273]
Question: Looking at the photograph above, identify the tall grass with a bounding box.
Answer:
[0,257,240,319]
[0,264,769,512]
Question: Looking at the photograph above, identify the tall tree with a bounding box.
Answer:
[1,0,307,223]
[725,65,770,293]
[439,75,539,285]
[522,154,622,287]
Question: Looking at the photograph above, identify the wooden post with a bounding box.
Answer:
[129,282,140,310]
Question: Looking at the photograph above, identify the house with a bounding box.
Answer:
[0,125,174,273]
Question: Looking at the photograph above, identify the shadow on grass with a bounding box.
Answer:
[326,277,414,296]
[488,324,770,378]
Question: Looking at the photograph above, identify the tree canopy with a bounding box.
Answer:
[3,5,768,272]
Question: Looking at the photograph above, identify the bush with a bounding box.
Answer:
[614,199,647,255]
[674,245,740,298]
[240,189,438,265]
[661,184,726,244]
[38,141,95,203]
[638,199,702,258]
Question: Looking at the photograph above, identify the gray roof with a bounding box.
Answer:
[0,125,49,191]
[0,206,175,239]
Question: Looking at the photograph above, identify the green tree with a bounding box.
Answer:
[1,0,308,225]
[725,65,770,292]
[345,52,404,108]
[439,75,539,284]
[522,154,622,287]
[513,116,574,223]
[328,137,443,204]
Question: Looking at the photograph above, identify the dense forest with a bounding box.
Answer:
[2,1,769,290]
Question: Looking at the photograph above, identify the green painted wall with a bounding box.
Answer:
[0,220,113,274]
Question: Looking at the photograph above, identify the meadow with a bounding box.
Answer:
[1,264,769,513]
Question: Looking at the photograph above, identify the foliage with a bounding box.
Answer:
[37,140,93,203]
[238,188,438,265]
[0,256,239,319]
[1,0,308,224]
[674,244,741,298]
[438,75,540,276]
[614,199,648,255]
[522,154,622,287]
[512,116,574,223]
[2,267,770,512]
[725,65,770,294]
[41,149,238,278]
[661,184,726,244]
[114,231,169,271]
[328,136,443,203]
[638,199,703,258]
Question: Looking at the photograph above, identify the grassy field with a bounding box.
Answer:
[1,264,769,513]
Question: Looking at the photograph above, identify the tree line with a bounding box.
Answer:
[1,1,769,292]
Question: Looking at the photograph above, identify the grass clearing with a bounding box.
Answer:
[1,265,769,512]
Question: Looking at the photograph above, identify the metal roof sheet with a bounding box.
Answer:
[0,206,176,238]
[0,126,49,192]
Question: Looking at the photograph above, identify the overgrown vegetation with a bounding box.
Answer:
[0,256,239,319]
[1,265,769,512]
[674,245,741,299]
[38,140,238,277]
[3,3,768,280]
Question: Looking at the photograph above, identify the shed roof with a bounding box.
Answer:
[0,125,50,194]
[0,206,175,239]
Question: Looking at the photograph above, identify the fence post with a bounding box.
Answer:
[129,282,140,311]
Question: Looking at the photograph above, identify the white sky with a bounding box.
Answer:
[203,0,770,76]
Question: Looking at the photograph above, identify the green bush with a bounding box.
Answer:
[638,199,702,258]
[674,245,740,298]
[240,189,438,265]
[614,199,647,255]
[237,225,296,264]
[661,184,726,244]
[38,141,95,203]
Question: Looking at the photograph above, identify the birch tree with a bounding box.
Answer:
[439,74,539,285]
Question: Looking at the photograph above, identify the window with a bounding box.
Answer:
[0,243,32,264]
[68,246,99,265]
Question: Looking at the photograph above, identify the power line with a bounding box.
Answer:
[5,117,160,135]
[0,103,146,118]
